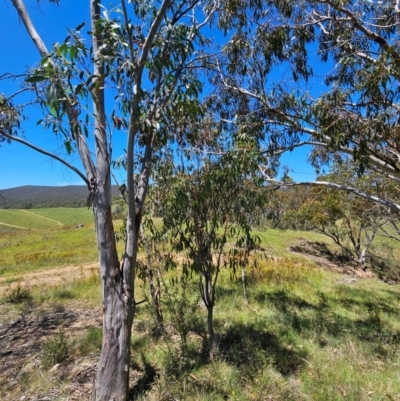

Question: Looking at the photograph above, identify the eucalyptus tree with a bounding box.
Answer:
[292,161,396,270]
[158,145,264,357]
[213,0,400,211]
[1,0,218,399]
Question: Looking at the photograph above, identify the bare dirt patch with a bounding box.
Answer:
[290,240,376,278]
[0,263,99,296]
[0,302,152,401]
[0,258,150,400]
[0,305,101,400]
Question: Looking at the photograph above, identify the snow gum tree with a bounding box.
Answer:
[1,0,218,399]
[212,0,400,211]
[4,0,399,398]
[293,162,395,270]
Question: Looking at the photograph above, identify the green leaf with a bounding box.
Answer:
[76,22,86,31]
[70,46,77,61]
[75,83,84,96]
[26,75,47,83]
[64,140,73,155]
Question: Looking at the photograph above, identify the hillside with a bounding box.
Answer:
[0,223,399,401]
[0,185,119,209]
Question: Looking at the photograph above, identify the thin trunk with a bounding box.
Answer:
[90,1,134,399]
[207,305,218,359]
[242,266,249,305]
[201,272,218,358]
[147,267,163,328]
[359,248,367,271]
[141,226,163,327]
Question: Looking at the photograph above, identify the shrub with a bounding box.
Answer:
[72,327,103,356]
[5,283,32,304]
[41,331,69,369]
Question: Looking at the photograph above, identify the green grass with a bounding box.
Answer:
[0,207,127,278]
[129,259,400,401]
[2,270,400,401]
[0,209,60,230]
[0,207,95,230]
[252,225,334,257]
[28,207,94,226]
[0,224,98,277]
[127,240,400,400]
[34,271,102,306]
[1,213,400,400]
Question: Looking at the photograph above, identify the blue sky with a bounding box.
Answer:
[0,0,317,190]
[0,0,127,189]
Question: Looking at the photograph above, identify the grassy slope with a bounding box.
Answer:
[0,209,60,230]
[0,208,102,277]
[0,212,399,400]
[131,255,400,401]
[27,207,94,226]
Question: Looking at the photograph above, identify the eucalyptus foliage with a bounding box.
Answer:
[158,146,265,355]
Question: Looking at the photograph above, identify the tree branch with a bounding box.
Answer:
[11,0,48,57]
[259,166,400,213]
[137,0,171,85]
[0,128,89,186]
[11,0,96,181]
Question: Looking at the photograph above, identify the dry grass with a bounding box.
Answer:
[0,214,399,400]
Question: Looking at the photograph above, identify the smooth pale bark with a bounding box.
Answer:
[92,195,130,400]
[89,1,136,399]
[9,0,206,398]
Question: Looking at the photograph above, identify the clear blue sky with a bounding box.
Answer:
[0,0,317,190]
[0,0,133,189]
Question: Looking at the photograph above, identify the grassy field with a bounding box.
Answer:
[0,207,94,230]
[0,209,61,230]
[26,207,95,226]
[0,208,102,277]
[0,209,399,400]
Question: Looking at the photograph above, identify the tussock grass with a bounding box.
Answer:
[0,225,98,277]
[1,219,400,400]
[128,253,400,401]
[3,282,33,304]
[70,327,103,356]
[41,331,70,369]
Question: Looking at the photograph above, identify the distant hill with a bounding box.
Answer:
[0,185,120,209]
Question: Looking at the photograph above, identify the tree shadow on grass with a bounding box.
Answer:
[260,289,316,312]
[0,306,80,386]
[129,354,158,400]
[219,322,308,377]
[258,288,400,355]
[334,285,400,316]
